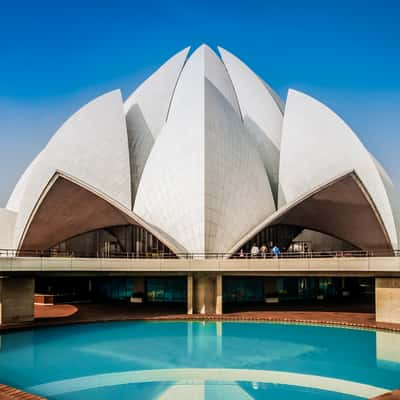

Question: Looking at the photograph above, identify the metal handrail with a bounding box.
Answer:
[0,249,399,259]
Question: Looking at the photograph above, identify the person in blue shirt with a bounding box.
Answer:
[272,245,281,257]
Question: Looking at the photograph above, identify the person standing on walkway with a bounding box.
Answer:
[272,245,281,257]
[260,244,267,258]
[250,244,259,258]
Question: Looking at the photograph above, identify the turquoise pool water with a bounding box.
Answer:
[0,321,399,399]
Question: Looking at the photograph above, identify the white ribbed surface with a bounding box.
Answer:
[279,89,397,248]
[7,152,43,213]
[124,47,190,203]
[9,90,131,248]
[0,208,17,249]
[204,77,274,253]
[372,156,400,249]
[2,45,400,253]
[134,46,206,253]
[134,45,274,253]
[219,47,283,202]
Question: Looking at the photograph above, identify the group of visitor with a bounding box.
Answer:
[238,244,281,258]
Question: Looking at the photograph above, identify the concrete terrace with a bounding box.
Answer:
[1,254,400,275]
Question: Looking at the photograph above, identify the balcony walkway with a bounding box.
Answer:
[1,252,400,275]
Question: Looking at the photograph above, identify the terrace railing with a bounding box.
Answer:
[1,249,400,273]
[0,249,400,259]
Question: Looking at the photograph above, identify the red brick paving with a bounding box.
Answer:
[0,384,46,400]
[25,302,400,332]
[0,302,399,332]
[371,390,400,400]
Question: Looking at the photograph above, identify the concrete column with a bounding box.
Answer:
[192,273,223,315]
[376,278,400,324]
[133,276,145,295]
[0,277,34,324]
[194,273,216,314]
[216,273,223,315]
[264,278,277,296]
[187,274,193,315]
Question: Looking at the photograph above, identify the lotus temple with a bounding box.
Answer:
[0,44,400,326]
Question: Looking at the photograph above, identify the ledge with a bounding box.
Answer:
[0,384,46,400]
[1,303,400,333]
[370,390,400,399]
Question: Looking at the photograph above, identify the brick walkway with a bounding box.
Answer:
[0,384,46,400]
[0,301,399,332]
[30,302,400,332]
[371,390,400,400]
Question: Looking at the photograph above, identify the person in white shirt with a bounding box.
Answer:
[250,244,260,258]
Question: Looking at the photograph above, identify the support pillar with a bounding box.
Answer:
[216,273,223,315]
[264,278,277,297]
[0,277,34,324]
[193,273,223,315]
[264,277,278,303]
[133,276,145,295]
[187,274,193,315]
[375,278,400,324]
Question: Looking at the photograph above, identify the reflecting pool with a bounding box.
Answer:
[0,321,399,399]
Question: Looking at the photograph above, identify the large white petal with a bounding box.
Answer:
[279,89,397,249]
[219,47,283,202]
[10,90,131,248]
[134,45,275,253]
[124,47,190,202]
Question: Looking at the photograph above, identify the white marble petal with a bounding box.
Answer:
[7,152,43,213]
[371,156,400,249]
[124,47,190,203]
[9,90,131,248]
[4,45,400,254]
[134,45,274,253]
[0,208,17,249]
[219,47,283,202]
[279,89,397,248]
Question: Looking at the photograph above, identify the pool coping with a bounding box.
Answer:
[0,384,46,400]
[1,313,400,334]
[371,390,400,399]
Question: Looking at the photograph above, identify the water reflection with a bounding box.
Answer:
[28,368,388,398]
[376,330,400,370]
[0,321,398,399]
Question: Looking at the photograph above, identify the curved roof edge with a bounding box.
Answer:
[7,150,46,213]
[218,46,284,114]
[18,170,188,255]
[227,170,392,255]
[124,47,190,205]
[0,208,17,249]
[218,46,283,204]
[9,90,132,248]
[134,43,275,254]
[278,88,398,249]
[124,46,191,138]
[371,155,400,249]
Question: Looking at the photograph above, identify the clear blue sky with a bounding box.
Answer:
[1,0,399,206]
